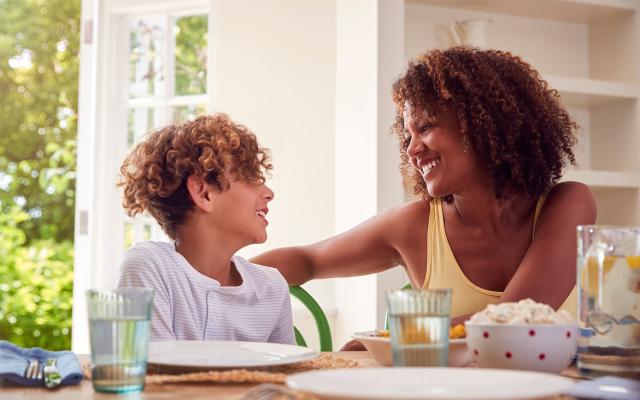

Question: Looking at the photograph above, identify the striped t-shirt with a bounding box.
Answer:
[116,241,295,344]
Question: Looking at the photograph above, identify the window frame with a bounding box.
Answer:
[72,0,214,352]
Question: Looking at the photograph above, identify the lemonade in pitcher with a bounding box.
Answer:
[577,226,640,378]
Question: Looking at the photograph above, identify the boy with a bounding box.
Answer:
[116,114,294,344]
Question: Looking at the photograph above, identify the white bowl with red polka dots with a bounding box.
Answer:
[465,323,578,373]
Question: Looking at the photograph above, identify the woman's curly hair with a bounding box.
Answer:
[118,113,272,239]
[392,47,578,200]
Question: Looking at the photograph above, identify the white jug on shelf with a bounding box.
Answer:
[449,18,492,48]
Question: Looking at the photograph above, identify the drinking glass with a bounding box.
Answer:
[577,226,640,379]
[385,289,452,367]
[87,288,154,393]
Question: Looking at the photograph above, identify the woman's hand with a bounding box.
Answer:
[340,339,366,351]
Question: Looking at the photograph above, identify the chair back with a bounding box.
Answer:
[289,286,333,351]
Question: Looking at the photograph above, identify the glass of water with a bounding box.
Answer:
[86,288,154,393]
[386,288,452,367]
[577,226,640,379]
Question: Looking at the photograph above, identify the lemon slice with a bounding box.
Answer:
[626,255,640,270]
[581,256,616,294]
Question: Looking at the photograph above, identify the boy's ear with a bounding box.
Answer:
[186,175,214,212]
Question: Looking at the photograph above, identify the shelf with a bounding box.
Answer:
[404,0,640,224]
[407,0,637,24]
[545,75,639,107]
[563,170,640,189]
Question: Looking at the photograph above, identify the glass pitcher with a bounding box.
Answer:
[576,226,640,379]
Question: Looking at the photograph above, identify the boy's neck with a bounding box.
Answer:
[174,228,243,287]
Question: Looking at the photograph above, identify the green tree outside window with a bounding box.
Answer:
[0,0,80,350]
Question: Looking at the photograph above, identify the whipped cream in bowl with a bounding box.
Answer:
[467,298,575,325]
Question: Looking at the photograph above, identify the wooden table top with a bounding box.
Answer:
[1,352,580,400]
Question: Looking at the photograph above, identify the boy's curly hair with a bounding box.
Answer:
[118,113,272,239]
[392,47,578,200]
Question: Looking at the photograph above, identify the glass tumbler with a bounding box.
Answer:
[386,289,452,367]
[87,288,154,393]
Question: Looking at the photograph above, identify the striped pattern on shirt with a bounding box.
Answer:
[116,241,295,344]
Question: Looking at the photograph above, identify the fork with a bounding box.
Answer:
[240,383,301,400]
[22,359,62,388]
[23,360,40,381]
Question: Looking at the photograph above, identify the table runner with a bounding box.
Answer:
[82,353,360,384]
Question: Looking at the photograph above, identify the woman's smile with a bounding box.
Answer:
[417,157,441,181]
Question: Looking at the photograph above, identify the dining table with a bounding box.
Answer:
[2,351,582,400]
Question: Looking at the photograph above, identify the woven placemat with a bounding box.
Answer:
[82,353,360,384]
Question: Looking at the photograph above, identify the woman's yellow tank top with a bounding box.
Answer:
[423,196,577,318]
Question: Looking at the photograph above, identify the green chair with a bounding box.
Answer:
[289,286,333,351]
[383,283,413,330]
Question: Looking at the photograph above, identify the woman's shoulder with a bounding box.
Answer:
[378,199,431,248]
[541,181,597,223]
[548,181,592,197]
[338,199,430,246]
[546,181,596,208]
[383,199,430,225]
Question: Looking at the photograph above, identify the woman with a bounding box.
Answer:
[253,47,596,330]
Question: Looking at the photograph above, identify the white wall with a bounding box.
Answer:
[333,0,380,348]
[213,0,336,266]
[374,0,410,332]
[212,0,338,348]
[214,0,408,349]
[333,0,407,347]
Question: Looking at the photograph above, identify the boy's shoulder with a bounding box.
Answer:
[121,241,178,272]
[124,241,174,258]
[234,256,288,286]
[118,241,179,289]
[127,240,173,251]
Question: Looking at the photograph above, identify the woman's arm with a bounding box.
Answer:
[499,181,597,309]
[252,201,429,285]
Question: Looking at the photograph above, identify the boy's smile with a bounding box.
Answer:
[257,207,269,225]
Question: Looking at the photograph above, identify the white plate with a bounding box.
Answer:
[148,341,317,369]
[287,367,575,400]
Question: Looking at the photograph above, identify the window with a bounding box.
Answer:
[124,13,208,247]
[73,0,211,352]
